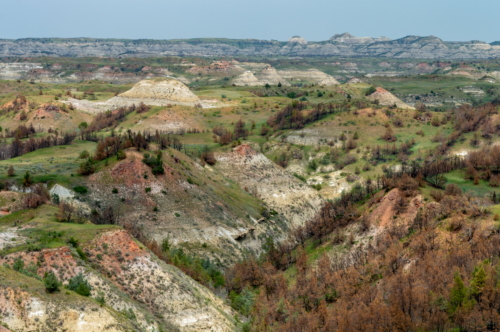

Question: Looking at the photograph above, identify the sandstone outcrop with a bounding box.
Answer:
[232,71,263,86]
[106,78,200,107]
[367,87,415,109]
[256,66,290,86]
[278,69,340,86]
[215,144,323,227]
[233,67,290,86]
[0,63,43,80]
[287,36,308,45]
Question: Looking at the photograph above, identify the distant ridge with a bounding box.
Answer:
[0,34,499,59]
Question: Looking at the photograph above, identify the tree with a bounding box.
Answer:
[427,173,446,189]
[56,202,75,223]
[78,158,95,175]
[365,86,377,96]
[469,265,486,301]
[7,165,15,177]
[448,271,467,315]
[44,271,60,293]
[19,110,28,121]
[67,273,91,296]
[381,125,397,142]
[234,119,248,140]
[23,171,33,187]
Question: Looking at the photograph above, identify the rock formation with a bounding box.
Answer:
[256,66,290,86]
[287,36,308,45]
[2,34,499,58]
[277,69,340,86]
[107,78,200,107]
[233,67,290,86]
[233,71,263,86]
[367,87,415,110]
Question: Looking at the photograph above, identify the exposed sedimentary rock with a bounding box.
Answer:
[232,71,263,86]
[2,34,497,59]
[256,66,290,86]
[278,69,340,86]
[367,87,415,110]
[107,77,200,107]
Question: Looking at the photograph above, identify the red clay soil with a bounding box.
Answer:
[0,246,81,281]
[86,230,149,279]
[368,188,423,228]
[233,144,258,157]
[0,230,149,288]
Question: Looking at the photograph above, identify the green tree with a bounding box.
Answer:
[67,273,91,296]
[365,86,377,96]
[23,171,33,187]
[448,271,467,314]
[469,264,487,301]
[44,271,60,293]
[79,158,96,176]
[13,257,25,272]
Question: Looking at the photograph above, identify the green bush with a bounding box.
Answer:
[76,247,87,261]
[13,257,24,272]
[73,186,88,194]
[67,273,91,297]
[142,152,164,175]
[44,271,60,293]
[365,86,377,96]
[67,237,79,247]
[116,150,126,160]
[229,287,255,315]
[78,158,95,176]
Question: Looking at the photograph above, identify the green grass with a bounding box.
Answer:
[0,140,97,185]
[0,205,119,255]
[445,170,496,197]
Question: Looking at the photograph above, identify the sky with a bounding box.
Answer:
[0,0,499,43]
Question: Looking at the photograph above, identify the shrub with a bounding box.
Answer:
[308,159,318,171]
[76,247,87,261]
[444,183,462,196]
[142,152,164,175]
[393,117,404,128]
[67,273,91,296]
[78,158,95,176]
[96,292,106,306]
[365,86,377,96]
[201,151,216,166]
[23,171,33,187]
[67,237,79,247]
[229,287,255,315]
[116,150,126,160]
[13,257,24,271]
[490,175,500,187]
[52,193,60,205]
[430,190,445,202]
[79,150,90,159]
[73,186,88,194]
[44,271,60,293]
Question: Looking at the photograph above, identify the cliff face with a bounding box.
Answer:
[1,34,499,58]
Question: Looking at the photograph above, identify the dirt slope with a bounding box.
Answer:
[215,144,323,228]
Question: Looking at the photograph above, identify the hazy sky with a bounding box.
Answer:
[1,0,499,42]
